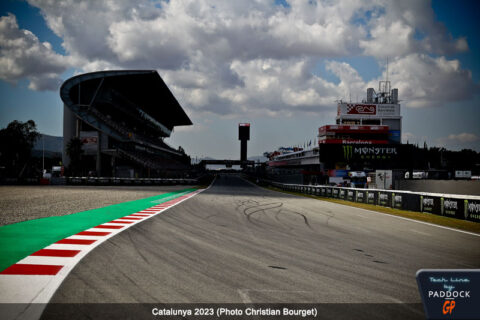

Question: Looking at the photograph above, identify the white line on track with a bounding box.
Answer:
[243,177,480,238]
[336,202,480,237]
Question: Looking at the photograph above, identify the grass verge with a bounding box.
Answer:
[264,185,480,234]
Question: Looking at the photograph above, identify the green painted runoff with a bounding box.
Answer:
[0,188,197,272]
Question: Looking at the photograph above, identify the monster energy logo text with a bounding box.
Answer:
[343,146,398,160]
[343,145,353,160]
[468,202,480,213]
[423,198,434,206]
[379,194,388,201]
[444,200,458,210]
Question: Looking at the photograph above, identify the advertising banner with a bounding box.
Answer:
[421,195,442,215]
[375,170,393,190]
[320,188,326,197]
[346,104,376,115]
[356,190,366,203]
[326,188,332,197]
[319,139,389,145]
[80,131,98,153]
[332,188,339,199]
[366,191,376,205]
[320,144,402,167]
[441,198,465,220]
[337,103,400,117]
[339,189,346,200]
[378,191,392,207]
[377,104,400,116]
[465,199,480,223]
[392,193,403,209]
[347,190,355,201]
[389,130,401,143]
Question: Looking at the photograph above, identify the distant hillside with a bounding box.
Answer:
[248,155,268,163]
[194,155,267,163]
[33,134,63,153]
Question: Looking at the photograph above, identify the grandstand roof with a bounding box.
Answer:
[60,70,192,130]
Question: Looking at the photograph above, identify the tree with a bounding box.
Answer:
[66,137,84,176]
[0,120,39,178]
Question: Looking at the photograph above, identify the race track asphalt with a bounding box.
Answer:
[46,175,480,318]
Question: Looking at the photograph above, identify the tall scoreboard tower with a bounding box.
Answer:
[238,123,250,163]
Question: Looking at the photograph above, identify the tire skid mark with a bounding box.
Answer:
[242,202,283,227]
[235,198,315,232]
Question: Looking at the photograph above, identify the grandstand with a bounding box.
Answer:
[60,70,192,177]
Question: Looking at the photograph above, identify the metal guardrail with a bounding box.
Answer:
[65,177,198,186]
[264,180,480,223]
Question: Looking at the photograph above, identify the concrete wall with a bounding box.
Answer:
[62,104,77,167]
[395,180,480,196]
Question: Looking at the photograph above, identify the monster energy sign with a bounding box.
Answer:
[342,145,398,161]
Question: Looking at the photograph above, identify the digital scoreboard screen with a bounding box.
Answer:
[239,123,250,140]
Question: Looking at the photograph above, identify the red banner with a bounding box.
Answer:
[346,104,376,115]
[319,139,388,145]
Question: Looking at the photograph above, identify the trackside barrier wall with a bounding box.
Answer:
[267,181,480,223]
[66,177,199,186]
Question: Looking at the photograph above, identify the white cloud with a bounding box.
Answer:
[373,54,478,108]
[325,61,366,101]
[0,14,71,90]
[402,132,416,144]
[359,0,469,58]
[436,133,480,150]
[440,133,479,144]
[0,0,476,114]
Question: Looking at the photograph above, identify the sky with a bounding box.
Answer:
[0,0,479,160]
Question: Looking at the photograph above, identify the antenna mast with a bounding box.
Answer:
[378,57,391,103]
[386,56,389,83]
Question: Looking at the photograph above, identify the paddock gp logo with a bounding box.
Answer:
[416,270,480,320]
